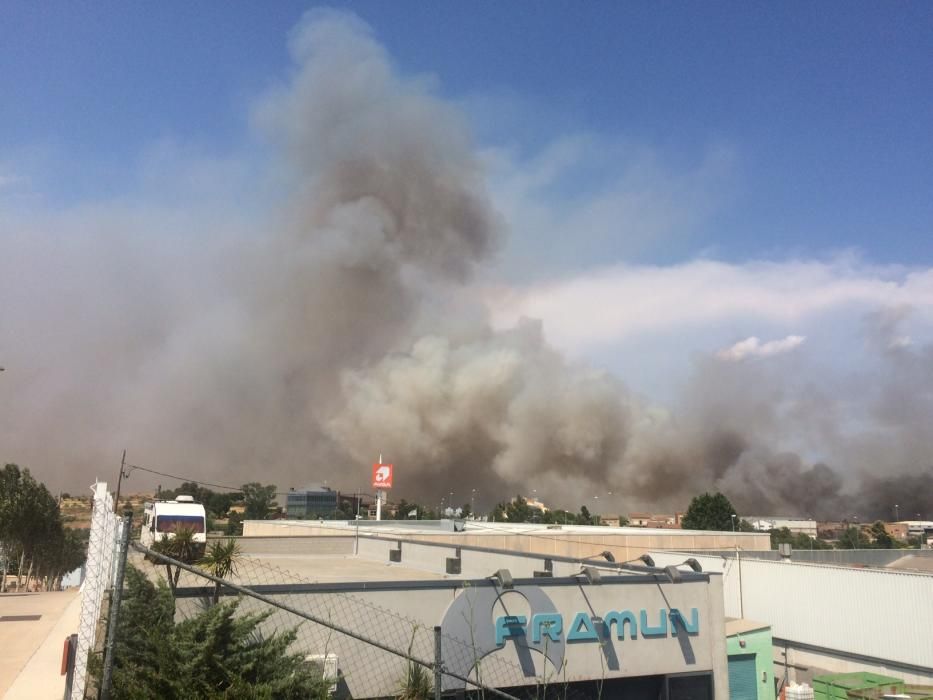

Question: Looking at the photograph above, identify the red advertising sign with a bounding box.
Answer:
[372,463,394,489]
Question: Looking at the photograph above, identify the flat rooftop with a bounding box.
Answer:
[246,518,764,538]
[236,553,449,584]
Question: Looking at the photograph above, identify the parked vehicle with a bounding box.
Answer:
[140,495,207,555]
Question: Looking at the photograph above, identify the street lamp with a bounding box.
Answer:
[895,504,899,522]
[471,489,476,519]
[730,514,737,533]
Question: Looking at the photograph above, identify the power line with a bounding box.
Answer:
[124,463,251,494]
[123,462,379,501]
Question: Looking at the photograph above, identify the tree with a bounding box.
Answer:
[199,538,243,605]
[225,512,244,536]
[836,526,870,549]
[0,464,84,592]
[506,496,534,523]
[869,521,896,549]
[681,492,738,531]
[769,526,831,551]
[242,482,278,520]
[97,566,331,699]
[152,527,202,593]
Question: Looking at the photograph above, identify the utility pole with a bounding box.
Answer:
[113,450,127,514]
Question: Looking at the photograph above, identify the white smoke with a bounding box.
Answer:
[716,335,806,361]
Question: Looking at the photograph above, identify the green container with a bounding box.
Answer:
[813,673,905,700]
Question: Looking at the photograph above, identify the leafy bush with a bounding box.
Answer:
[99,566,332,699]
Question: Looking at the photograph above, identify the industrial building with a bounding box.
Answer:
[183,531,731,699]
[285,484,340,518]
[747,517,817,538]
[646,549,933,685]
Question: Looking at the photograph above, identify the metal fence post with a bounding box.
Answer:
[62,633,77,700]
[434,625,443,700]
[99,508,132,700]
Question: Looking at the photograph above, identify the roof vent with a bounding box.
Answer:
[175,495,195,503]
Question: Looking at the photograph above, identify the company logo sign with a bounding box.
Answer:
[371,463,393,489]
[439,585,700,693]
[495,607,699,646]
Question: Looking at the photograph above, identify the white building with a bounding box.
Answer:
[646,549,933,685]
[748,517,818,538]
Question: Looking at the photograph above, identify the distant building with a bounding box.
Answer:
[896,520,933,538]
[883,522,910,541]
[366,502,399,519]
[748,517,817,538]
[286,485,339,519]
[628,512,683,529]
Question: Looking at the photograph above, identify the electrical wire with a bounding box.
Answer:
[124,462,379,501]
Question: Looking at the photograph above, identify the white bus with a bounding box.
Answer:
[140,495,207,554]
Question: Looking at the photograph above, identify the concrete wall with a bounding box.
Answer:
[727,627,775,700]
[207,535,355,556]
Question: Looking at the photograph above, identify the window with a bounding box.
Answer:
[156,514,205,534]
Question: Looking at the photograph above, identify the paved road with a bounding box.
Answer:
[0,590,80,698]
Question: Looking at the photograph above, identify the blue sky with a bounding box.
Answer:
[3,1,932,266]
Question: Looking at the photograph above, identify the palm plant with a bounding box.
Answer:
[198,538,243,604]
[151,526,201,593]
[397,627,433,700]
[397,661,433,700]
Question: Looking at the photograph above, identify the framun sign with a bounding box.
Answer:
[495,608,699,646]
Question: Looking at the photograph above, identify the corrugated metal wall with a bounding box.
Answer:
[647,551,933,670]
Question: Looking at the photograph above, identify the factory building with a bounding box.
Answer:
[195,531,731,699]
[646,550,933,685]
[285,484,339,518]
[746,517,817,538]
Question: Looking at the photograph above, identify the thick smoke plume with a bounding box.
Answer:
[1,11,931,521]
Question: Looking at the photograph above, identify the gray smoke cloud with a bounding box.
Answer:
[1,10,931,521]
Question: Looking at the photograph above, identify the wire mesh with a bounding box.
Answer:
[127,542,534,699]
[125,541,617,699]
[71,482,119,700]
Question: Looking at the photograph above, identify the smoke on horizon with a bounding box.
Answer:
[1,10,931,521]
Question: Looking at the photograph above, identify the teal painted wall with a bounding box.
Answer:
[727,627,776,700]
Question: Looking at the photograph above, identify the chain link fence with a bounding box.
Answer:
[118,541,606,699]
[71,482,120,700]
